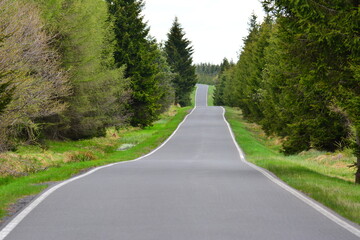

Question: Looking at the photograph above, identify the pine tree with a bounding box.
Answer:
[107,0,161,127]
[165,17,197,106]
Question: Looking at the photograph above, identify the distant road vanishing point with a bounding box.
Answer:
[1,84,359,240]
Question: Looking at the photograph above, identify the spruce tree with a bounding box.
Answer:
[165,17,197,106]
[213,58,231,106]
[107,0,161,127]
[262,0,360,182]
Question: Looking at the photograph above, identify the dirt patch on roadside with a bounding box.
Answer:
[0,195,38,229]
[0,167,96,230]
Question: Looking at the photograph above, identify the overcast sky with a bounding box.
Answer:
[143,0,265,64]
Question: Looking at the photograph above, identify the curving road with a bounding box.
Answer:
[1,84,359,239]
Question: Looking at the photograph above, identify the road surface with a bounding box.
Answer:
[1,84,359,239]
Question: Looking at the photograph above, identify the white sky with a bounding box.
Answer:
[143,0,265,64]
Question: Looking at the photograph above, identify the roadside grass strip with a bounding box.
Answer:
[0,103,197,239]
[0,87,197,236]
[207,85,215,106]
[224,107,360,229]
[0,104,193,227]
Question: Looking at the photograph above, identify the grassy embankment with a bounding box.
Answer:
[207,85,215,106]
[224,107,360,225]
[206,85,360,224]
[0,90,196,223]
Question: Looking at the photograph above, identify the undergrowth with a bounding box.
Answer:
[0,105,192,223]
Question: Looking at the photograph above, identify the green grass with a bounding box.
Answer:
[225,107,360,225]
[207,85,215,106]
[191,86,196,106]
[0,105,193,223]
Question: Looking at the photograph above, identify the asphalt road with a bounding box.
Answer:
[1,84,359,239]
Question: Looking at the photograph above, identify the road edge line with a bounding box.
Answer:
[221,106,360,238]
[205,85,208,107]
[0,88,200,240]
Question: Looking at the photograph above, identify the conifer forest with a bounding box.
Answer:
[1,0,360,184]
[0,0,196,149]
[213,1,360,183]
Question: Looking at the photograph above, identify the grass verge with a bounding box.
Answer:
[0,105,192,223]
[207,85,215,106]
[225,107,360,225]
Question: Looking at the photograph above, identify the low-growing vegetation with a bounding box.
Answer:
[0,105,191,224]
[225,107,360,225]
[207,85,215,106]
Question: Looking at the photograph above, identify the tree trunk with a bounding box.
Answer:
[355,128,360,184]
[356,161,360,184]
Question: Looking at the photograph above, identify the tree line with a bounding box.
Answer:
[195,63,221,85]
[214,1,360,183]
[0,0,196,151]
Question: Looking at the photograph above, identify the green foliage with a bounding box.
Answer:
[107,0,163,127]
[0,0,70,150]
[0,105,191,221]
[0,0,173,151]
[219,2,360,182]
[225,107,359,224]
[165,17,197,106]
[260,23,350,155]
[213,58,233,106]
[195,63,220,85]
[34,0,131,139]
[152,45,175,116]
[207,85,215,106]
[262,0,360,181]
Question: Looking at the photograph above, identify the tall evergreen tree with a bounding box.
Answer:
[263,0,360,183]
[165,17,197,106]
[107,0,161,127]
[213,58,231,106]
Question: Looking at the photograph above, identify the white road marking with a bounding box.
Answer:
[221,106,360,238]
[0,87,200,240]
[5,86,357,239]
[205,85,208,107]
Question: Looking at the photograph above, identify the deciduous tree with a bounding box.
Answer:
[0,0,70,150]
[36,0,131,139]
